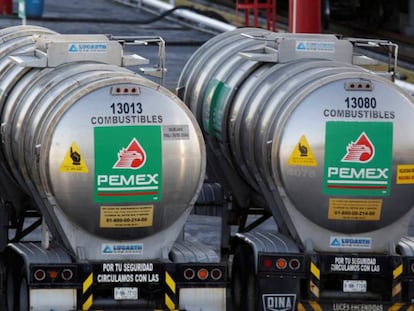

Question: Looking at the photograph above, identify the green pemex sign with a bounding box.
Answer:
[94,126,163,203]
[324,121,393,196]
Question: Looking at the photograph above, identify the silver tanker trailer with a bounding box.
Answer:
[0,25,226,311]
[177,28,414,311]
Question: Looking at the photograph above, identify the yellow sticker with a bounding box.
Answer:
[59,142,89,173]
[288,135,317,166]
[396,164,414,184]
[328,198,382,221]
[100,205,154,228]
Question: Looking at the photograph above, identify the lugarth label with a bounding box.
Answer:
[94,126,162,203]
[68,43,108,53]
[324,122,393,196]
[330,236,372,249]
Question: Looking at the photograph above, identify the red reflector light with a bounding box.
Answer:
[34,269,46,281]
[289,258,301,270]
[211,268,222,280]
[184,268,195,280]
[276,258,287,270]
[197,268,209,280]
[61,269,74,281]
[263,259,272,269]
[48,270,59,280]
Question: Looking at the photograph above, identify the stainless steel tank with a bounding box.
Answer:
[178,28,414,252]
[0,26,205,260]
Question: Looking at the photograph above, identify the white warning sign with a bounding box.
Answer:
[330,257,380,272]
[96,263,160,283]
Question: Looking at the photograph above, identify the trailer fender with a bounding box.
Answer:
[231,231,301,311]
[5,243,74,311]
[233,231,300,273]
[397,236,414,256]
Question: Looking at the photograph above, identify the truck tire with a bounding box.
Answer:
[18,268,29,311]
[231,244,257,311]
[5,266,15,311]
[5,253,25,311]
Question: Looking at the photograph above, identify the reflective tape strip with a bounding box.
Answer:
[310,258,320,299]
[393,264,403,279]
[165,271,177,310]
[82,294,93,311]
[83,273,93,294]
[309,300,322,311]
[309,280,320,298]
[392,282,402,297]
[310,262,320,280]
[166,271,176,294]
[165,293,175,310]
[297,302,306,311]
[392,263,403,301]
[388,303,404,311]
[82,272,93,310]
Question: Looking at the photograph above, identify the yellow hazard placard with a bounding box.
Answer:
[100,205,154,228]
[396,164,414,184]
[328,198,382,221]
[288,135,317,166]
[59,142,89,173]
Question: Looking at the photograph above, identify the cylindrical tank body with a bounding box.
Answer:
[178,28,414,252]
[0,26,205,259]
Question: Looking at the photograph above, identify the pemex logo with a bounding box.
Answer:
[324,121,393,196]
[113,138,146,169]
[341,132,375,163]
[94,126,162,203]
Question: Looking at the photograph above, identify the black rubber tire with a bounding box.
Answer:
[18,268,29,311]
[231,244,257,311]
[5,254,27,311]
[5,264,15,311]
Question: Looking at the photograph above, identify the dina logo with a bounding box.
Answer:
[342,132,375,163]
[262,294,296,311]
[113,138,146,169]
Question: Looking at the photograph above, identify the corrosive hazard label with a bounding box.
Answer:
[288,135,317,166]
[59,142,89,173]
[100,205,153,228]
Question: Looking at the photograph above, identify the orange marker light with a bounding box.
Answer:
[197,268,209,280]
[276,258,287,270]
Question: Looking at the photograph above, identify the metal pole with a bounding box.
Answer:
[292,0,297,33]
[139,0,236,33]
[289,0,321,33]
